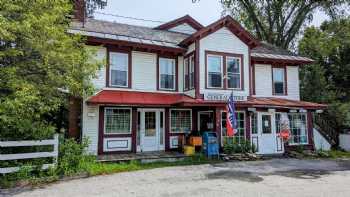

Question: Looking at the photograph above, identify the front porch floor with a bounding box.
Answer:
[97,151,189,163]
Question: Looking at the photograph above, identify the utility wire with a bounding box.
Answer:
[94,11,166,24]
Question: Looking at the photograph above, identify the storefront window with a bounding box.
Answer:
[288,113,308,144]
[222,111,245,144]
[170,109,192,133]
[104,108,131,134]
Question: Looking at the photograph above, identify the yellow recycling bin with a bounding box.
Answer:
[183,145,195,156]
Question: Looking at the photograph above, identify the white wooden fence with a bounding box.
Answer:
[0,134,59,174]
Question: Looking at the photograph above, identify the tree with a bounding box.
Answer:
[0,0,100,140]
[220,0,349,49]
[299,18,350,129]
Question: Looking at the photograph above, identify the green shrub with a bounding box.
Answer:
[56,137,93,176]
[223,139,256,154]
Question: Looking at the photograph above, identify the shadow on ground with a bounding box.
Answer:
[206,158,350,182]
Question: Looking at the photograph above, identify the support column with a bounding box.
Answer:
[215,108,222,145]
[131,108,137,153]
[307,111,315,149]
[165,108,170,151]
[245,111,251,141]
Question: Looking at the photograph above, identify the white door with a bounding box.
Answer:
[139,109,164,152]
[258,112,278,154]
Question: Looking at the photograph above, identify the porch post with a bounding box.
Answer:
[215,108,222,145]
[131,107,137,153]
[307,111,315,149]
[245,111,251,141]
[165,108,170,151]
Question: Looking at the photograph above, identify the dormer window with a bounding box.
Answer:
[109,52,129,87]
[272,67,287,95]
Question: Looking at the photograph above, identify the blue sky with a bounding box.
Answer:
[94,0,328,28]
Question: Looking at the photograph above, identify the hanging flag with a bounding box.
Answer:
[226,93,238,137]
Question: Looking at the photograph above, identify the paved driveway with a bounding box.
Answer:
[7,158,350,197]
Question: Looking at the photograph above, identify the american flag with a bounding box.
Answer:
[226,93,238,136]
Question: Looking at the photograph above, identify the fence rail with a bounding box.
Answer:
[0,134,59,174]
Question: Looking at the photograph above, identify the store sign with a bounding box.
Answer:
[204,92,247,101]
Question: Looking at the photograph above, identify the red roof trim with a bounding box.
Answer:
[87,90,326,110]
[154,15,204,31]
[180,15,260,48]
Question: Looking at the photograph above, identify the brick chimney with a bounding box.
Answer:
[74,0,85,22]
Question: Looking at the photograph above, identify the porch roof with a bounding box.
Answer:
[86,90,194,106]
[87,90,326,110]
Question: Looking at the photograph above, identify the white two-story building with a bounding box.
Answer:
[68,13,326,155]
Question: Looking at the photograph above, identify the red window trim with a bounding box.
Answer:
[106,47,132,89]
[157,54,178,92]
[205,50,244,91]
[183,51,195,91]
[271,65,288,96]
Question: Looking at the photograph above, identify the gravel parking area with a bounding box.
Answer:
[6,158,350,197]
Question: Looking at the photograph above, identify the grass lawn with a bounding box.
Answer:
[84,154,221,176]
[0,154,220,188]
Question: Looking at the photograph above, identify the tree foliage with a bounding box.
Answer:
[221,0,349,49]
[0,0,100,140]
[299,18,350,128]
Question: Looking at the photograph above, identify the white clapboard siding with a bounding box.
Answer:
[132,51,157,91]
[199,27,250,97]
[169,23,197,34]
[0,134,59,174]
[90,47,107,90]
[254,64,300,100]
[82,103,99,155]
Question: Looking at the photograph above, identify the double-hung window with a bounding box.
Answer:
[189,55,195,89]
[226,57,241,89]
[272,67,286,95]
[104,108,131,134]
[109,52,129,87]
[207,55,223,88]
[184,55,195,90]
[159,58,176,90]
[170,109,192,133]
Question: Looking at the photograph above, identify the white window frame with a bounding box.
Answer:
[109,52,129,88]
[272,67,286,95]
[288,113,308,145]
[159,57,176,91]
[220,110,246,145]
[226,56,242,90]
[207,54,223,88]
[104,107,132,135]
[169,109,192,134]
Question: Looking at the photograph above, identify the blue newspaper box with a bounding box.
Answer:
[202,132,219,157]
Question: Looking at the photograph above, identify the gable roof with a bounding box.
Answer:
[70,18,189,49]
[154,15,204,32]
[180,15,260,48]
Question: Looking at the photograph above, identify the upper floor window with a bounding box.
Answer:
[109,52,129,87]
[227,57,241,89]
[272,67,286,95]
[206,51,243,90]
[159,57,176,90]
[207,55,223,88]
[184,55,195,90]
